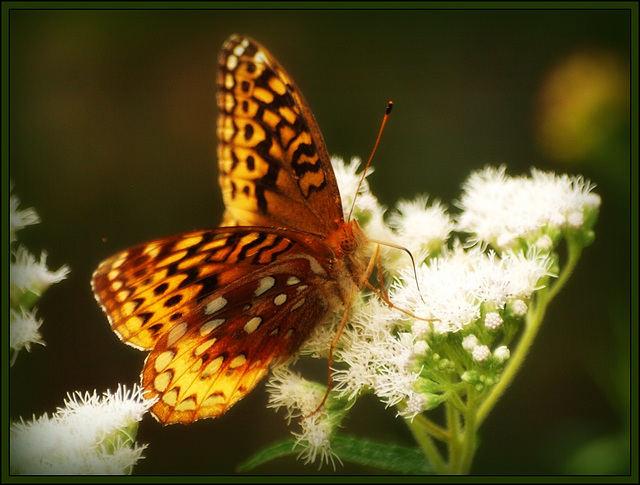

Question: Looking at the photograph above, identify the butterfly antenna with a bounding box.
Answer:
[347,101,393,222]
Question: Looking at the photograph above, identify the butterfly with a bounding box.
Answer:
[92,35,375,424]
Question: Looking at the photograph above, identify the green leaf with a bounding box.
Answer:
[238,434,434,474]
[237,438,299,473]
[331,435,434,474]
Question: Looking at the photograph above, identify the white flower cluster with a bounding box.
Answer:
[10,384,155,475]
[10,191,40,243]
[10,246,70,304]
[266,367,342,469]
[456,165,601,249]
[265,158,599,467]
[394,246,555,333]
[9,187,70,364]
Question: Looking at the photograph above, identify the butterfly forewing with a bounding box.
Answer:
[217,35,344,234]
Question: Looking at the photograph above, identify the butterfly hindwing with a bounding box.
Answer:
[142,268,330,424]
[92,226,335,423]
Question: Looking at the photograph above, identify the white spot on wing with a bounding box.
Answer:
[291,298,305,311]
[166,322,188,347]
[254,276,275,296]
[286,276,301,285]
[200,319,225,336]
[244,316,262,334]
[205,296,228,315]
[229,354,247,369]
[226,54,238,70]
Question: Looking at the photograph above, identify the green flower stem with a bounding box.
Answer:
[445,404,461,471]
[476,291,548,426]
[404,414,448,474]
[456,390,479,474]
[477,238,583,426]
[547,234,584,302]
[402,407,449,441]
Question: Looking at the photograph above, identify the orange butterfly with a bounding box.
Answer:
[92,35,375,424]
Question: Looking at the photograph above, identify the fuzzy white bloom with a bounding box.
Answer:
[471,345,491,362]
[10,384,154,475]
[10,188,70,364]
[462,335,479,351]
[266,367,341,469]
[387,196,453,265]
[10,246,70,300]
[494,346,511,362]
[501,248,556,300]
[456,165,601,248]
[536,234,554,251]
[292,415,342,470]
[484,312,503,330]
[390,244,553,337]
[331,301,423,417]
[266,366,325,421]
[10,308,45,364]
[10,192,40,243]
[391,246,481,334]
[509,299,528,317]
[330,299,397,399]
[391,243,550,334]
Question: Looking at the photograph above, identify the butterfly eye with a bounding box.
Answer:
[340,235,358,254]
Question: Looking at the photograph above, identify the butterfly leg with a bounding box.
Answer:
[303,244,382,419]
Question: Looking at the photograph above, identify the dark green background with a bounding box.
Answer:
[7,6,632,475]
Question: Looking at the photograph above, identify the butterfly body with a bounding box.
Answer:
[92,35,372,424]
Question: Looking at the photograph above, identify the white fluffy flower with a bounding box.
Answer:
[265,367,341,469]
[391,247,482,334]
[494,346,511,362]
[390,243,553,336]
[10,385,154,475]
[10,308,45,364]
[471,345,491,362]
[484,312,503,330]
[387,196,453,264]
[456,165,601,248]
[266,366,325,421]
[10,246,70,299]
[10,192,40,243]
[331,300,423,415]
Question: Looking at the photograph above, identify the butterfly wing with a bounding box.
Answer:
[143,268,330,424]
[217,35,344,235]
[92,227,336,423]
